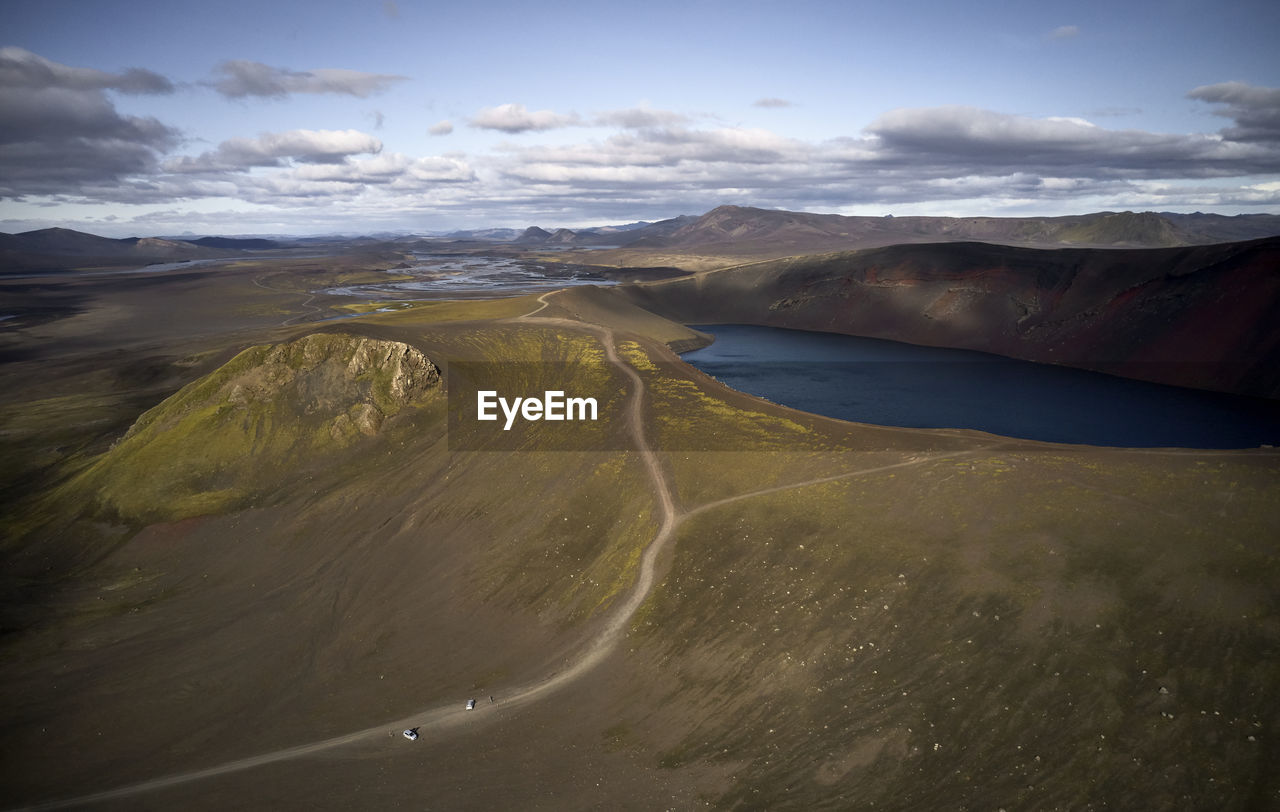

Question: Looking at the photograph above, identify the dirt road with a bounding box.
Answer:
[24,291,955,810]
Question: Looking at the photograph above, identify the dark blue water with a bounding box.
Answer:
[680,325,1280,448]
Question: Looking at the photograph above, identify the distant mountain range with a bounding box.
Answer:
[483,206,1280,253]
[503,217,698,246]
[619,206,1280,256]
[443,219,669,243]
[5,207,1279,272]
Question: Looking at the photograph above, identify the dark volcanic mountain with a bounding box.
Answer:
[188,236,280,250]
[514,226,553,244]
[614,213,699,242]
[0,228,251,273]
[620,236,1280,398]
[0,227,132,256]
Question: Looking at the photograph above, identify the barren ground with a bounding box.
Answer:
[2,256,1277,810]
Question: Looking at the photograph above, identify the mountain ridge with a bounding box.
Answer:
[630,205,1280,255]
[8,208,1277,273]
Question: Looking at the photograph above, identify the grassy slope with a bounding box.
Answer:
[65,333,443,523]
[0,313,664,800]
[637,448,1279,809]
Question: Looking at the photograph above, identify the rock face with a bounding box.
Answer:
[217,333,439,435]
[86,333,440,521]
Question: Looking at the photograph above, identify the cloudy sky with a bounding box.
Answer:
[2,0,1278,236]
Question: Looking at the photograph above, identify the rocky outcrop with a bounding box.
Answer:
[142,333,439,443]
[86,333,440,521]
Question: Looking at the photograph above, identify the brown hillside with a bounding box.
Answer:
[617,237,1280,398]
[605,205,1280,266]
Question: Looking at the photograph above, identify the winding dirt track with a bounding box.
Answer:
[25,290,964,810]
[252,273,325,326]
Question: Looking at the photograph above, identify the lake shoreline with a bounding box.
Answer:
[680,323,1280,449]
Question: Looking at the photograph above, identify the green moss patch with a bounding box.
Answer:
[68,333,442,523]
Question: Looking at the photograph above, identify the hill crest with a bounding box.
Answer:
[635,205,1280,256]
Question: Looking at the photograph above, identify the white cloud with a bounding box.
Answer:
[1048,25,1080,39]
[753,97,794,108]
[164,129,383,173]
[593,106,689,128]
[469,103,581,133]
[868,106,1106,148]
[863,105,1280,177]
[99,96,1279,220]
[462,96,1280,221]
[286,152,474,184]
[7,50,1278,229]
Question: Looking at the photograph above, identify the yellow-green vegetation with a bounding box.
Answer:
[364,295,536,325]
[333,301,416,315]
[419,323,627,451]
[417,321,604,363]
[68,332,442,523]
[620,340,817,451]
[530,286,709,351]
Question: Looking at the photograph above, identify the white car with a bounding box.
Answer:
[402,728,419,741]
[466,699,476,710]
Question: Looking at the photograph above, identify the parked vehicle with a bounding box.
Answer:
[402,728,419,741]
[466,699,476,710]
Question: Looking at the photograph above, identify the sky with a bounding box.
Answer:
[1,0,1278,237]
